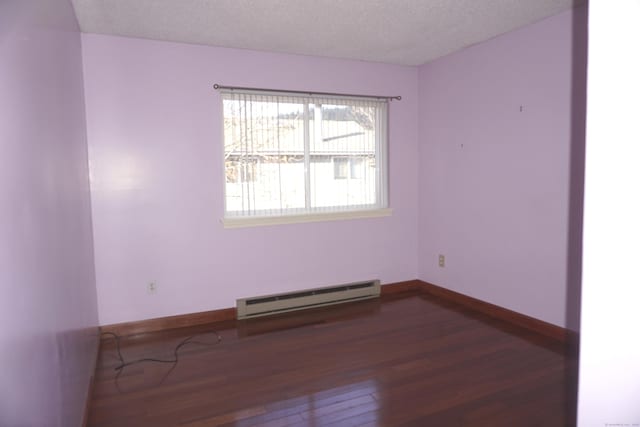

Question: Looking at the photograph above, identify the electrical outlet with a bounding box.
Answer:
[438,254,445,268]
[147,282,157,294]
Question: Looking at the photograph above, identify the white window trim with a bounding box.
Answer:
[222,207,393,229]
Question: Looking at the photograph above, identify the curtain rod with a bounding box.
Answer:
[213,84,401,101]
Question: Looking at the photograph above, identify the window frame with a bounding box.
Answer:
[220,89,392,228]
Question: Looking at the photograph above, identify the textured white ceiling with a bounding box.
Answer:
[71,0,579,66]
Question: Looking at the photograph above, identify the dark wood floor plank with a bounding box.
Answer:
[89,293,575,426]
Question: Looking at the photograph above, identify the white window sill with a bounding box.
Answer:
[222,208,393,229]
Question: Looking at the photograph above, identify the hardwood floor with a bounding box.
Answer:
[89,292,577,426]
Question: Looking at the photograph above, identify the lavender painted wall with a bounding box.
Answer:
[81,35,419,325]
[0,1,98,425]
[417,10,576,327]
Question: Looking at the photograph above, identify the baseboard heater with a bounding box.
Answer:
[236,279,381,319]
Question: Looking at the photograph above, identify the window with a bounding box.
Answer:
[332,156,366,180]
[333,157,349,179]
[221,89,390,226]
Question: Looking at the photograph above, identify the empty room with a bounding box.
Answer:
[1,0,639,426]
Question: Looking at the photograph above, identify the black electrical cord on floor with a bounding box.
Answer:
[100,330,222,371]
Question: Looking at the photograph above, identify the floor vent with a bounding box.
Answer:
[237,279,381,319]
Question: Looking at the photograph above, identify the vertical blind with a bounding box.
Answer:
[222,89,388,218]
